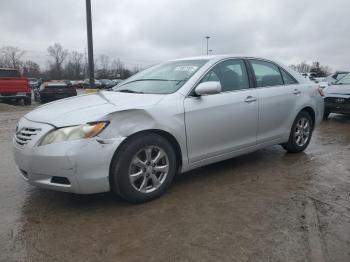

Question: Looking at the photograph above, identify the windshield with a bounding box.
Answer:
[336,73,350,85]
[113,60,208,94]
[0,69,20,78]
[336,73,348,80]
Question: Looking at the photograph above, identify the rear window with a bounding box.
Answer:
[250,60,283,87]
[46,85,70,88]
[0,69,21,78]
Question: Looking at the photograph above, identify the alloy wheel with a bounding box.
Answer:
[294,117,311,147]
[128,146,169,193]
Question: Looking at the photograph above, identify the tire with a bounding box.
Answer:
[110,133,177,203]
[34,92,40,102]
[23,97,31,106]
[281,111,313,153]
[323,110,330,120]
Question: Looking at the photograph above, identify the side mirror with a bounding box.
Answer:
[194,81,221,96]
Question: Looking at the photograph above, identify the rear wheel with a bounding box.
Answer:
[281,111,313,153]
[110,133,177,203]
[23,97,31,106]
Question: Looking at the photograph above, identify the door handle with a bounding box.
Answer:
[293,89,301,95]
[244,96,257,103]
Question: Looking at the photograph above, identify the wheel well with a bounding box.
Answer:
[300,107,315,129]
[111,129,183,172]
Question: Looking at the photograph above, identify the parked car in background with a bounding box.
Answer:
[71,80,84,89]
[0,68,32,105]
[314,77,325,83]
[100,79,116,90]
[83,79,102,88]
[301,72,317,81]
[28,78,39,89]
[320,71,349,87]
[63,80,73,86]
[35,81,77,103]
[13,55,324,203]
[112,79,123,85]
[323,73,350,119]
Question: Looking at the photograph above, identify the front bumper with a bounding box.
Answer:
[13,117,125,194]
[325,97,350,114]
[0,92,31,100]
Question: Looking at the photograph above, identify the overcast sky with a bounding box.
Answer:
[1,0,349,70]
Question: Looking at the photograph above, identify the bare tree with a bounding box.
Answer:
[64,51,84,79]
[111,58,124,78]
[99,55,110,71]
[0,56,6,67]
[290,61,332,77]
[130,66,140,75]
[47,43,68,79]
[22,60,40,78]
[96,54,110,78]
[320,65,332,76]
[0,46,25,68]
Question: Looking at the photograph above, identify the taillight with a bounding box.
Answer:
[318,87,325,97]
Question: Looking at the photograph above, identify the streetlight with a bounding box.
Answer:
[85,0,95,87]
[205,36,210,55]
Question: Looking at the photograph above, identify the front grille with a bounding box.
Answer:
[325,97,349,104]
[15,127,41,146]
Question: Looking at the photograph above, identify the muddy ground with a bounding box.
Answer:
[0,101,349,262]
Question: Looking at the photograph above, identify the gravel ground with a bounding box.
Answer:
[0,101,349,262]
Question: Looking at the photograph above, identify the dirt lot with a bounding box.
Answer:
[0,102,349,262]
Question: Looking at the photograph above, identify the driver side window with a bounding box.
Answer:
[200,59,249,92]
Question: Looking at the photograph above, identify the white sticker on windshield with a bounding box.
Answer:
[174,66,198,72]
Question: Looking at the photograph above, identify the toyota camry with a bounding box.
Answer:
[13,55,324,203]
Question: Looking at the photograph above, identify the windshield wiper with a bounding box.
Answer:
[117,89,144,94]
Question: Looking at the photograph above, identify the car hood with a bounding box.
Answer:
[325,85,350,96]
[25,91,165,127]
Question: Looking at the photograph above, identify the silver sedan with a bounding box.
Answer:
[13,55,324,203]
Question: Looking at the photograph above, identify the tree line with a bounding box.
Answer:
[289,61,332,77]
[0,43,139,80]
[0,44,334,79]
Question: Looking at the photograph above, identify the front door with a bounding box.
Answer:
[184,59,258,163]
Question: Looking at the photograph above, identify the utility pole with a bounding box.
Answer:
[84,48,87,78]
[85,0,95,87]
[205,36,210,55]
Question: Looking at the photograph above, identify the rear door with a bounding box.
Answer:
[184,59,258,163]
[248,59,300,143]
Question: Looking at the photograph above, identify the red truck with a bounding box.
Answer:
[0,68,32,105]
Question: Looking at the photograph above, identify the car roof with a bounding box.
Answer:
[172,54,264,61]
[44,82,67,87]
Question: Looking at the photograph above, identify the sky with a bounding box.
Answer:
[1,0,349,70]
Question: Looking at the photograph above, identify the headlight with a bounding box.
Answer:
[39,121,109,146]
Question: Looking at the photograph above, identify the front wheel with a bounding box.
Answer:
[281,111,313,153]
[110,133,177,203]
